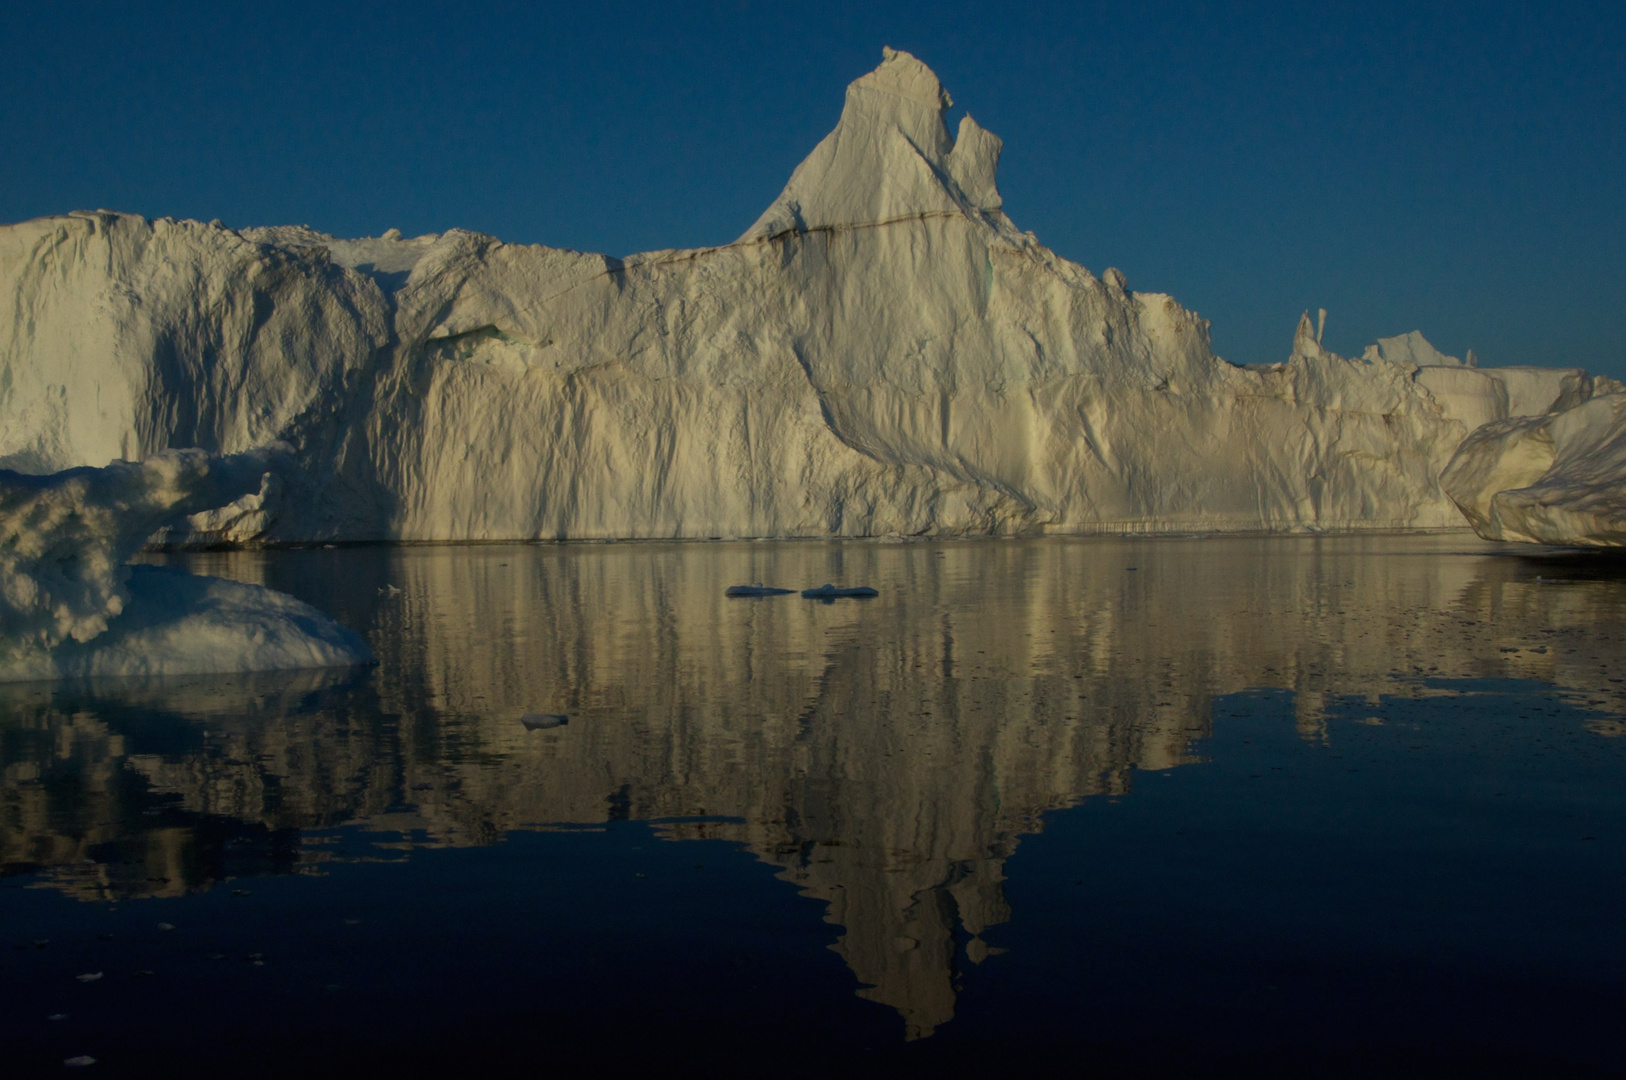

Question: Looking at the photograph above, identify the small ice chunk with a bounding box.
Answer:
[724,584,794,597]
[75,972,103,982]
[520,713,568,731]
[64,1056,97,1068]
[800,584,879,599]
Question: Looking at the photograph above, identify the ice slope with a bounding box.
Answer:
[0,449,372,680]
[0,48,1615,543]
[1442,393,1626,546]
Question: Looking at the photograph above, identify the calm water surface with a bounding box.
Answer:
[3,536,1625,1075]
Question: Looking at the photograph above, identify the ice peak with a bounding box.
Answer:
[738,48,1006,242]
[858,46,953,112]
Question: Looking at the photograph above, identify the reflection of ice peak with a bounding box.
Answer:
[826,856,1011,1040]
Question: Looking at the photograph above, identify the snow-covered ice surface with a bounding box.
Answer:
[1,48,1620,543]
[1443,393,1626,546]
[0,450,372,681]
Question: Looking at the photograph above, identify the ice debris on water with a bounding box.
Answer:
[520,713,568,731]
[725,584,794,597]
[75,972,102,982]
[801,584,879,600]
[64,1056,96,1068]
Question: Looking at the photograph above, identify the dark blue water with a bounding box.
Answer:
[3,537,1624,1075]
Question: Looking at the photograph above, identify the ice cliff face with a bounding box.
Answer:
[0,48,1617,543]
[0,449,371,680]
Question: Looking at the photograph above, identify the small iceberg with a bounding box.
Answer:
[725,584,794,597]
[520,712,568,731]
[801,584,879,600]
[0,448,372,682]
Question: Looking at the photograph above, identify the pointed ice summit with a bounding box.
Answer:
[0,47,1622,546]
[741,46,1010,241]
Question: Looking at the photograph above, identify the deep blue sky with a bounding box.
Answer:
[4,1,1623,374]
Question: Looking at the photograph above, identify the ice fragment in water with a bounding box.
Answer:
[725,584,794,597]
[800,584,879,599]
[520,713,568,731]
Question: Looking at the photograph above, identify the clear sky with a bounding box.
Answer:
[4,1,1623,375]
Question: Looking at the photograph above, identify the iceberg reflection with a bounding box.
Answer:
[3,535,1625,1038]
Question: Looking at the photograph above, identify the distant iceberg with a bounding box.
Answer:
[0,48,1619,544]
[0,449,372,681]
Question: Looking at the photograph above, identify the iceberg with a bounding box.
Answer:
[0,449,372,681]
[0,48,1617,543]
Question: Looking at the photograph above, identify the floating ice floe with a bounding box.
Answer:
[520,712,568,731]
[0,449,373,681]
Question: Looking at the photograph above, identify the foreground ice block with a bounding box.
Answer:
[0,449,372,681]
[1442,393,1626,546]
